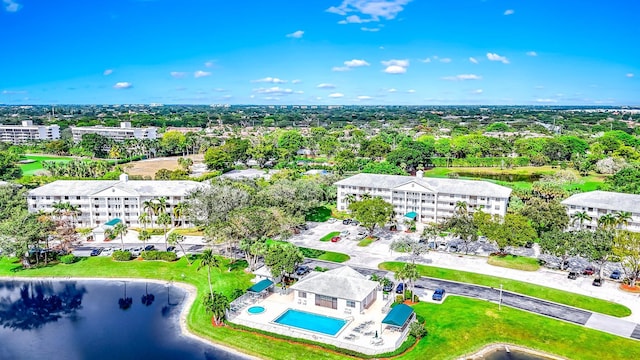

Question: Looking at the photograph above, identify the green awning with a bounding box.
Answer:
[404,212,418,219]
[248,279,273,293]
[382,304,414,327]
[104,218,122,226]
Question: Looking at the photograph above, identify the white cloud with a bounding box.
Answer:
[536,98,558,103]
[469,57,478,64]
[291,79,302,84]
[332,66,350,72]
[294,90,304,94]
[213,88,226,92]
[327,0,412,23]
[381,59,409,67]
[387,88,397,93]
[252,77,286,83]
[3,0,21,12]
[103,69,113,76]
[357,95,372,100]
[254,87,294,95]
[344,59,370,67]
[194,70,212,78]
[361,27,380,32]
[170,72,187,78]
[286,30,304,38]
[421,58,431,63]
[626,73,634,78]
[317,83,336,89]
[406,89,416,93]
[204,61,214,68]
[504,9,515,16]
[472,89,483,94]
[439,58,452,63]
[329,93,344,98]
[263,97,280,101]
[526,51,538,57]
[486,52,510,64]
[113,82,133,89]
[384,65,406,74]
[1,90,27,95]
[382,59,409,74]
[442,74,482,81]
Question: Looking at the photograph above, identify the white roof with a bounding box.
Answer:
[561,191,640,214]
[290,266,378,301]
[220,169,276,180]
[28,179,203,197]
[335,173,512,198]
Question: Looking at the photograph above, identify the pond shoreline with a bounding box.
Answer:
[459,343,567,360]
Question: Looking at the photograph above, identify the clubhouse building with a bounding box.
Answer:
[27,174,202,228]
[561,190,640,232]
[335,172,512,223]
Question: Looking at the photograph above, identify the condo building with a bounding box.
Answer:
[561,190,640,232]
[70,122,157,142]
[335,172,512,223]
[0,121,60,144]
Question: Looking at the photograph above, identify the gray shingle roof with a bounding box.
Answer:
[290,266,378,301]
[28,179,203,197]
[561,191,640,214]
[335,173,512,198]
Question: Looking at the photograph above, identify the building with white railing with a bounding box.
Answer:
[561,190,640,232]
[70,122,157,142]
[0,121,60,144]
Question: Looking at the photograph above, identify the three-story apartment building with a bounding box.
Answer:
[335,172,512,223]
[561,190,640,232]
[70,122,157,143]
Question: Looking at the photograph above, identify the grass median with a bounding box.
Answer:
[319,231,340,242]
[380,261,631,318]
[488,254,540,271]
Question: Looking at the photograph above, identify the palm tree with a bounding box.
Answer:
[345,193,356,205]
[138,230,151,255]
[403,263,419,302]
[394,266,408,300]
[198,249,220,296]
[155,197,168,215]
[598,214,617,230]
[168,232,192,265]
[202,291,230,326]
[142,200,156,228]
[157,213,172,250]
[138,212,150,230]
[454,201,468,215]
[173,202,187,227]
[571,211,592,230]
[615,211,632,229]
[112,222,128,251]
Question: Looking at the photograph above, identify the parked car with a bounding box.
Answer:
[342,219,352,225]
[582,267,595,276]
[340,230,350,237]
[144,245,155,251]
[296,223,309,231]
[432,288,446,301]
[330,236,341,243]
[592,278,603,287]
[166,246,176,252]
[101,247,113,256]
[351,220,360,226]
[610,270,622,280]
[382,280,394,293]
[131,247,142,257]
[395,283,404,294]
[90,248,102,256]
[295,265,310,276]
[327,218,337,224]
[568,271,579,280]
[524,241,534,249]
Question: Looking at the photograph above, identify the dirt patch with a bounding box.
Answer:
[123,154,204,178]
[620,284,640,293]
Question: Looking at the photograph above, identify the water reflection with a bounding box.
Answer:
[141,283,155,307]
[118,282,133,310]
[0,281,85,330]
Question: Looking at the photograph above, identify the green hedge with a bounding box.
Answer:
[112,250,132,261]
[141,251,177,262]
[59,254,79,264]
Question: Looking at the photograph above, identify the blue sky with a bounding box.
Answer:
[1,0,638,105]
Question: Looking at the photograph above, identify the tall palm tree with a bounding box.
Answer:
[394,266,408,300]
[598,214,617,230]
[454,201,468,215]
[168,232,192,265]
[198,249,220,296]
[138,212,150,230]
[157,212,172,250]
[345,193,356,205]
[155,197,168,215]
[138,230,151,255]
[112,222,128,251]
[403,263,419,302]
[571,211,592,230]
[173,202,187,227]
[615,211,632,229]
[142,200,155,228]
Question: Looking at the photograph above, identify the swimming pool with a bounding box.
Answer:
[273,309,347,336]
[247,306,265,314]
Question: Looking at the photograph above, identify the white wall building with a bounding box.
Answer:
[70,122,157,142]
[335,172,512,223]
[561,190,640,232]
[27,174,202,228]
[0,121,60,144]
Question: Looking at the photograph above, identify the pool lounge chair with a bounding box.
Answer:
[370,338,384,346]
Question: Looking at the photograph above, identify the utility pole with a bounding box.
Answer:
[499,284,503,310]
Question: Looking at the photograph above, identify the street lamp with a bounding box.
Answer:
[499,284,503,310]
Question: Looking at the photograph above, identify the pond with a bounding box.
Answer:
[453,171,542,183]
[0,280,247,360]
[485,349,551,360]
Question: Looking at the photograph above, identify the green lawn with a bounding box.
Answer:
[18,154,73,176]
[380,261,630,317]
[357,237,375,247]
[305,206,333,222]
[488,255,540,271]
[173,228,205,236]
[299,247,350,263]
[2,257,640,359]
[319,231,340,242]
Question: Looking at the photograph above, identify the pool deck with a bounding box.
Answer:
[229,290,407,355]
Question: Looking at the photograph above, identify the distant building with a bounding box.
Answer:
[70,122,157,142]
[220,169,277,181]
[27,174,202,228]
[335,172,511,223]
[165,126,203,134]
[561,191,640,232]
[0,121,60,144]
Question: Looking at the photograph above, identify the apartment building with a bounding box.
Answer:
[27,174,202,228]
[335,172,512,224]
[561,190,640,232]
[0,121,60,144]
[70,122,157,142]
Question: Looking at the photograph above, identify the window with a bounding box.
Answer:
[315,295,337,309]
[299,292,307,299]
[346,300,356,308]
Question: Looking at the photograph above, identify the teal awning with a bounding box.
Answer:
[382,304,414,327]
[104,218,122,226]
[404,212,418,219]
[248,279,273,293]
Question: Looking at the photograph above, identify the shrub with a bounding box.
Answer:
[413,294,420,303]
[59,254,79,264]
[231,289,245,300]
[404,290,413,300]
[314,266,328,272]
[141,250,177,262]
[395,295,404,304]
[409,321,427,339]
[112,250,132,261]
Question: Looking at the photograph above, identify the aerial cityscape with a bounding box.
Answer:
[1,1,640,360]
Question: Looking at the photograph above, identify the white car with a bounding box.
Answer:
[101,247,113,256]
[340,230,350,237]
[327,218,337,223]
